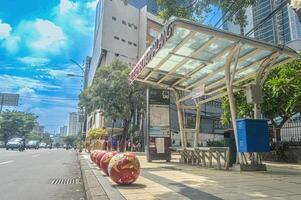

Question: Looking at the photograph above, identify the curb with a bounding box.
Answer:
[78,153,125,200]
[79,155,109,200]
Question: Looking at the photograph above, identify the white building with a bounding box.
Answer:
[68,112,78,136]
[59,125,68,137]
[33,122,44,137]
[87,0,163,86]
[86,0,163,134]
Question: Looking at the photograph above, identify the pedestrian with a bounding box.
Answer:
[136,142,141,152]
[127,140,131,151]
[112,137,117,150]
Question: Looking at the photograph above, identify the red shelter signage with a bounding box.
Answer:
[129,23,173,83]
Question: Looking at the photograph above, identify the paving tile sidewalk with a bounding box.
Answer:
[79,152,301,200]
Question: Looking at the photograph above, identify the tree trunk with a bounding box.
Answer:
[240,25,244,36]
[275,127,281,142]
[271,117,289,142]
[120,112,134,152]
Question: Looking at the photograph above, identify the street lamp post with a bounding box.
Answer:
[68,59,86,141]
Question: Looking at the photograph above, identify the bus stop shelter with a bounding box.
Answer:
[129,18,299,164]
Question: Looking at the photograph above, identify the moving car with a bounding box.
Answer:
[39,142,47,148]
[6,138,22,150]
[26,140,39,149]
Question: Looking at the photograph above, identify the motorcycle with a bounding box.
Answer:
[18,145,25,152]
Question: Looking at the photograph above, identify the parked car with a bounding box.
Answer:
[6,138,22,150]
[46,144,52,149]
[26,140,39,149]
[39,142,47,148]
[0,141,5,148]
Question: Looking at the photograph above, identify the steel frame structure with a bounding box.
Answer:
[129,18,299,164]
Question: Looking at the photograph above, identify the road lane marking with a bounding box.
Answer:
[32,154,40,158]
[0,160,14,165]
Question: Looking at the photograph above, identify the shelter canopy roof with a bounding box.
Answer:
[129,18,299,101]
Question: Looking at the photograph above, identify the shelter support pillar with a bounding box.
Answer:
[194,100,201,148]
[224,43,242,164]
[172,89,186,148]
[249,53,280,166]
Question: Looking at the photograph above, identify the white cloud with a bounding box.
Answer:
[18,56,50,66]
[16,18,67,55]
[18,87,37,96]
[43,63,82,78]
[0,19,12,39]
[86,0,98,9]
[0,74,60,92]
[53,0,95,36]
[31,19,67,53]
[1,35,20,54]
[59,0,79,14]
[0,19,20,54]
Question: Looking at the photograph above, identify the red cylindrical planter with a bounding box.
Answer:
[90,150,98,163]
[95,151,107,168]
[108,152,140,185]
[100,151,118,175]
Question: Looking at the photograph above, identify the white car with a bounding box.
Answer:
[6,138,23,150]
[39,142,47,148]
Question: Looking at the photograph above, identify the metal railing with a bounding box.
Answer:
[280,122,301,142]
[175,147,230,170]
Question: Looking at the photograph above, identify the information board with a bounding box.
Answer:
[146,88,171,162]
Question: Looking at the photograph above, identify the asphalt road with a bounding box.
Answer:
[0,148,85,200]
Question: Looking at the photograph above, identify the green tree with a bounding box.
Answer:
[156,0,211,22]
[88,128,107,140]
[221,59,301,141]
[79,60,145,151]
[210,0,256,35]
[26,132,42,141]
[41,133,53,144]
[63,136,78,146]
[0,111,37,144]
[156,0,256,34]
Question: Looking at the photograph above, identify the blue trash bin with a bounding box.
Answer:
[236,119,270,153]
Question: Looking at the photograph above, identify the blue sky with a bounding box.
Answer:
[0,0,98,133]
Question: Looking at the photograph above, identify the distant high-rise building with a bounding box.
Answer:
[60,125,68,136]
[68,112,78,136]
[222,1,301,49]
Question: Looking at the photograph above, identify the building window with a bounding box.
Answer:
[128,23,132,28]
[114,36,119,40]
[133,43,137,47]
[121,39,126,42]
[134,25,137,30]
[122,20,126,25]
[112,16,116,21]
[128,41,132,45]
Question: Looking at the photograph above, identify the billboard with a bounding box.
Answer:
[0,93,19,106]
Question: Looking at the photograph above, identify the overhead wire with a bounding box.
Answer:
[214,1,236,27]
